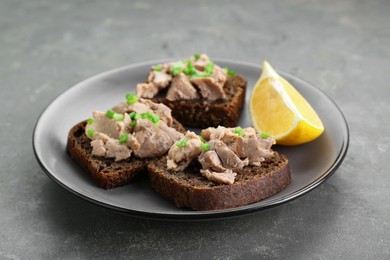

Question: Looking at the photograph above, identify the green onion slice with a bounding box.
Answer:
[129,111,136,119]
[129,112,141,120]
[200,143,210,151]
[133,113,141,120]
[113,113,124,121]
[139,112,160,125]
[171,68,182,76]
[234,127,245,137]
[151,114,160,125]
[228,69,236,76]
[261,132,270,139]
[130,120,137,128]
[87,118,94,125]
[130,111,160,125]
[176,138,188,148]
[224,66,237,76]
[183,62,197,76]
[190,71,210,79]
[119,133,128,144]
[204,62,214,75]
[170,61,185,76]
[154,65,162,72]
[199,135,206,143]
[87,129,95,138]
[126,93,138,105]
[106,109,115,119]
[141,111,153,120]
[183,66,191,75]
[194,53,201,60]
[184,67,194,76]
[187,61,194,69]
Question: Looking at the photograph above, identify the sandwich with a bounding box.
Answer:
[136,54,247,128]
[147,126,291,210]
[66,95,185,189]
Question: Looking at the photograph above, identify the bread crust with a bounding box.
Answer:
[151,75,247,128]
[66,120,185,189]
[147,154,291,210]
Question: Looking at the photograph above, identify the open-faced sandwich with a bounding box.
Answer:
[147,126,291,210]
[136,54,247,128]
[66,95,185,189]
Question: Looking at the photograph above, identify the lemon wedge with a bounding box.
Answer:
[250,61,324,146]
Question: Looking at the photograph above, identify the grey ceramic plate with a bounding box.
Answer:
[33,59,349,220]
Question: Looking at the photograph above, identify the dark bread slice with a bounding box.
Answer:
[66,119,186,189]
[151,75,247,128]
[147,153,291,210]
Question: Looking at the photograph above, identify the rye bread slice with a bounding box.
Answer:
[147,153,291,211]
[66,119,186,189]
[151,75,247,128]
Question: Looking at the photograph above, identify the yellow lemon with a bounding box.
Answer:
[250,61,324,146]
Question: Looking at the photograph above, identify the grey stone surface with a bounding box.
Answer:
[1,0,389,259]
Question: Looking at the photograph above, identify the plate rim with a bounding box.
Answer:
[32,58,349,220]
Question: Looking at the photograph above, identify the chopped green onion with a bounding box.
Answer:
[184,68,197,76]
[261,132,270,139]
[113,113,124,121]
[234,127,245,137]
[154,65,162,72]
[170,61,185,76]
[141,111,153,120]
[129,112,141,120]
[87,129,95,138]
[126,93,138,105]
[190,62,214,78]
[171,67,183,76]
[142,112,152,118]
[183,61,197,76]
[199,135,206,143]
[129,111,141,127]
[224,66,237,76]
[87,118,94,125]
[140,112,159,125]
[204,62,214,75]
[129,111,136,119]
[183,66,191,75]
[130,111,161,125]
[227,69,236,76]
[106,109,115,119]
[119,133,128,144]
[201,143,210,151]
[194,53,201,60]
[176,138,188,148]
[190,71,211,79]
[151,114,160,125]
[106,110,124,121]
[187,61,194,69]
[190,68,197,74]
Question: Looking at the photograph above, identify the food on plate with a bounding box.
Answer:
[66,95,185,189]
[250,61,324,146]
[147,126,291,210]
[65,57,296,211]
[136,53,247,128]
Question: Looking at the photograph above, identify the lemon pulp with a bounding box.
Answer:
[250,61,324,146]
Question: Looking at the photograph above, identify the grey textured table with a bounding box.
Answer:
[1,0,389,259]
